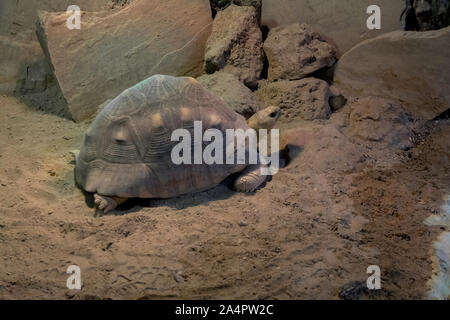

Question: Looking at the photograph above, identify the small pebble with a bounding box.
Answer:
[174,272,184,284]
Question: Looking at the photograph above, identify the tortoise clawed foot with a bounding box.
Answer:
[94,194,118,215]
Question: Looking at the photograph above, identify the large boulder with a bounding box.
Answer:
[334,27,450,120]
[261,0,405,54]
[255,78,332,122]
[0,0,118,95]
[197,71,259,117]
[36,0,212,121]
[204,4,263,88]
[264,23,337,82]
[0,0,114,40]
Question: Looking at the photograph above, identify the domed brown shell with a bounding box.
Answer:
[75,75,250,198]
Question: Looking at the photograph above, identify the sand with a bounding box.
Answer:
[0,95,449,299]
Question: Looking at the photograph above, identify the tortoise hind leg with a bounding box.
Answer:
[94,194,128,215]
[234,164,267,193]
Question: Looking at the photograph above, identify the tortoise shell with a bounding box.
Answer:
[75,75,250,198]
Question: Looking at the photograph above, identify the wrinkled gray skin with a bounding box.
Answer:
[75,75,280,214]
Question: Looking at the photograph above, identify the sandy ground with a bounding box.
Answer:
[0,95,449,299]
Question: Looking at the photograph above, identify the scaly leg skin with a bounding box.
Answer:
[94,194,127,215]
[234,164,267,193]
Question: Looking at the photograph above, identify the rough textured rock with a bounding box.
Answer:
[256,78,331,122]
[348,97,416,150]
[233,0,261,22]
[0,0,126,95]
[414,0,450,31]
[264,23,337,82]
[334,27,450,120]
[261,0,405,54]
[36,0,212,122]
[210,0,261,21]
[197,72,259,117]
[204,4,263,88]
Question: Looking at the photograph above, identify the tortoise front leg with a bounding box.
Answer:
[234,164,267,193]
[94,194,128,214]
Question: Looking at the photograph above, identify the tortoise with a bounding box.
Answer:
[75,74,280,214]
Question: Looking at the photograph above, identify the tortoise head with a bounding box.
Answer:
[247,106,281,130]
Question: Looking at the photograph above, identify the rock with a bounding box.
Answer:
[0,0,116,41]
[0,1,129,95]
[348,96,416,150]
[255,78,332,122]
[414,0,450,31]
[233,0,261,22]
[197,72,259,117]
[334,27,450,120]
[261,0,405,54]
[210,1,262,21]
[204,4,263,88]
[36,0,212,122]
[263,23,337,82]
[173,272,185,284]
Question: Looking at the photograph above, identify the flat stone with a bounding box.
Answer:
[334,27,450,120]
[0,0,123,95]
[0,0,115,40]
[36,0,212,121]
